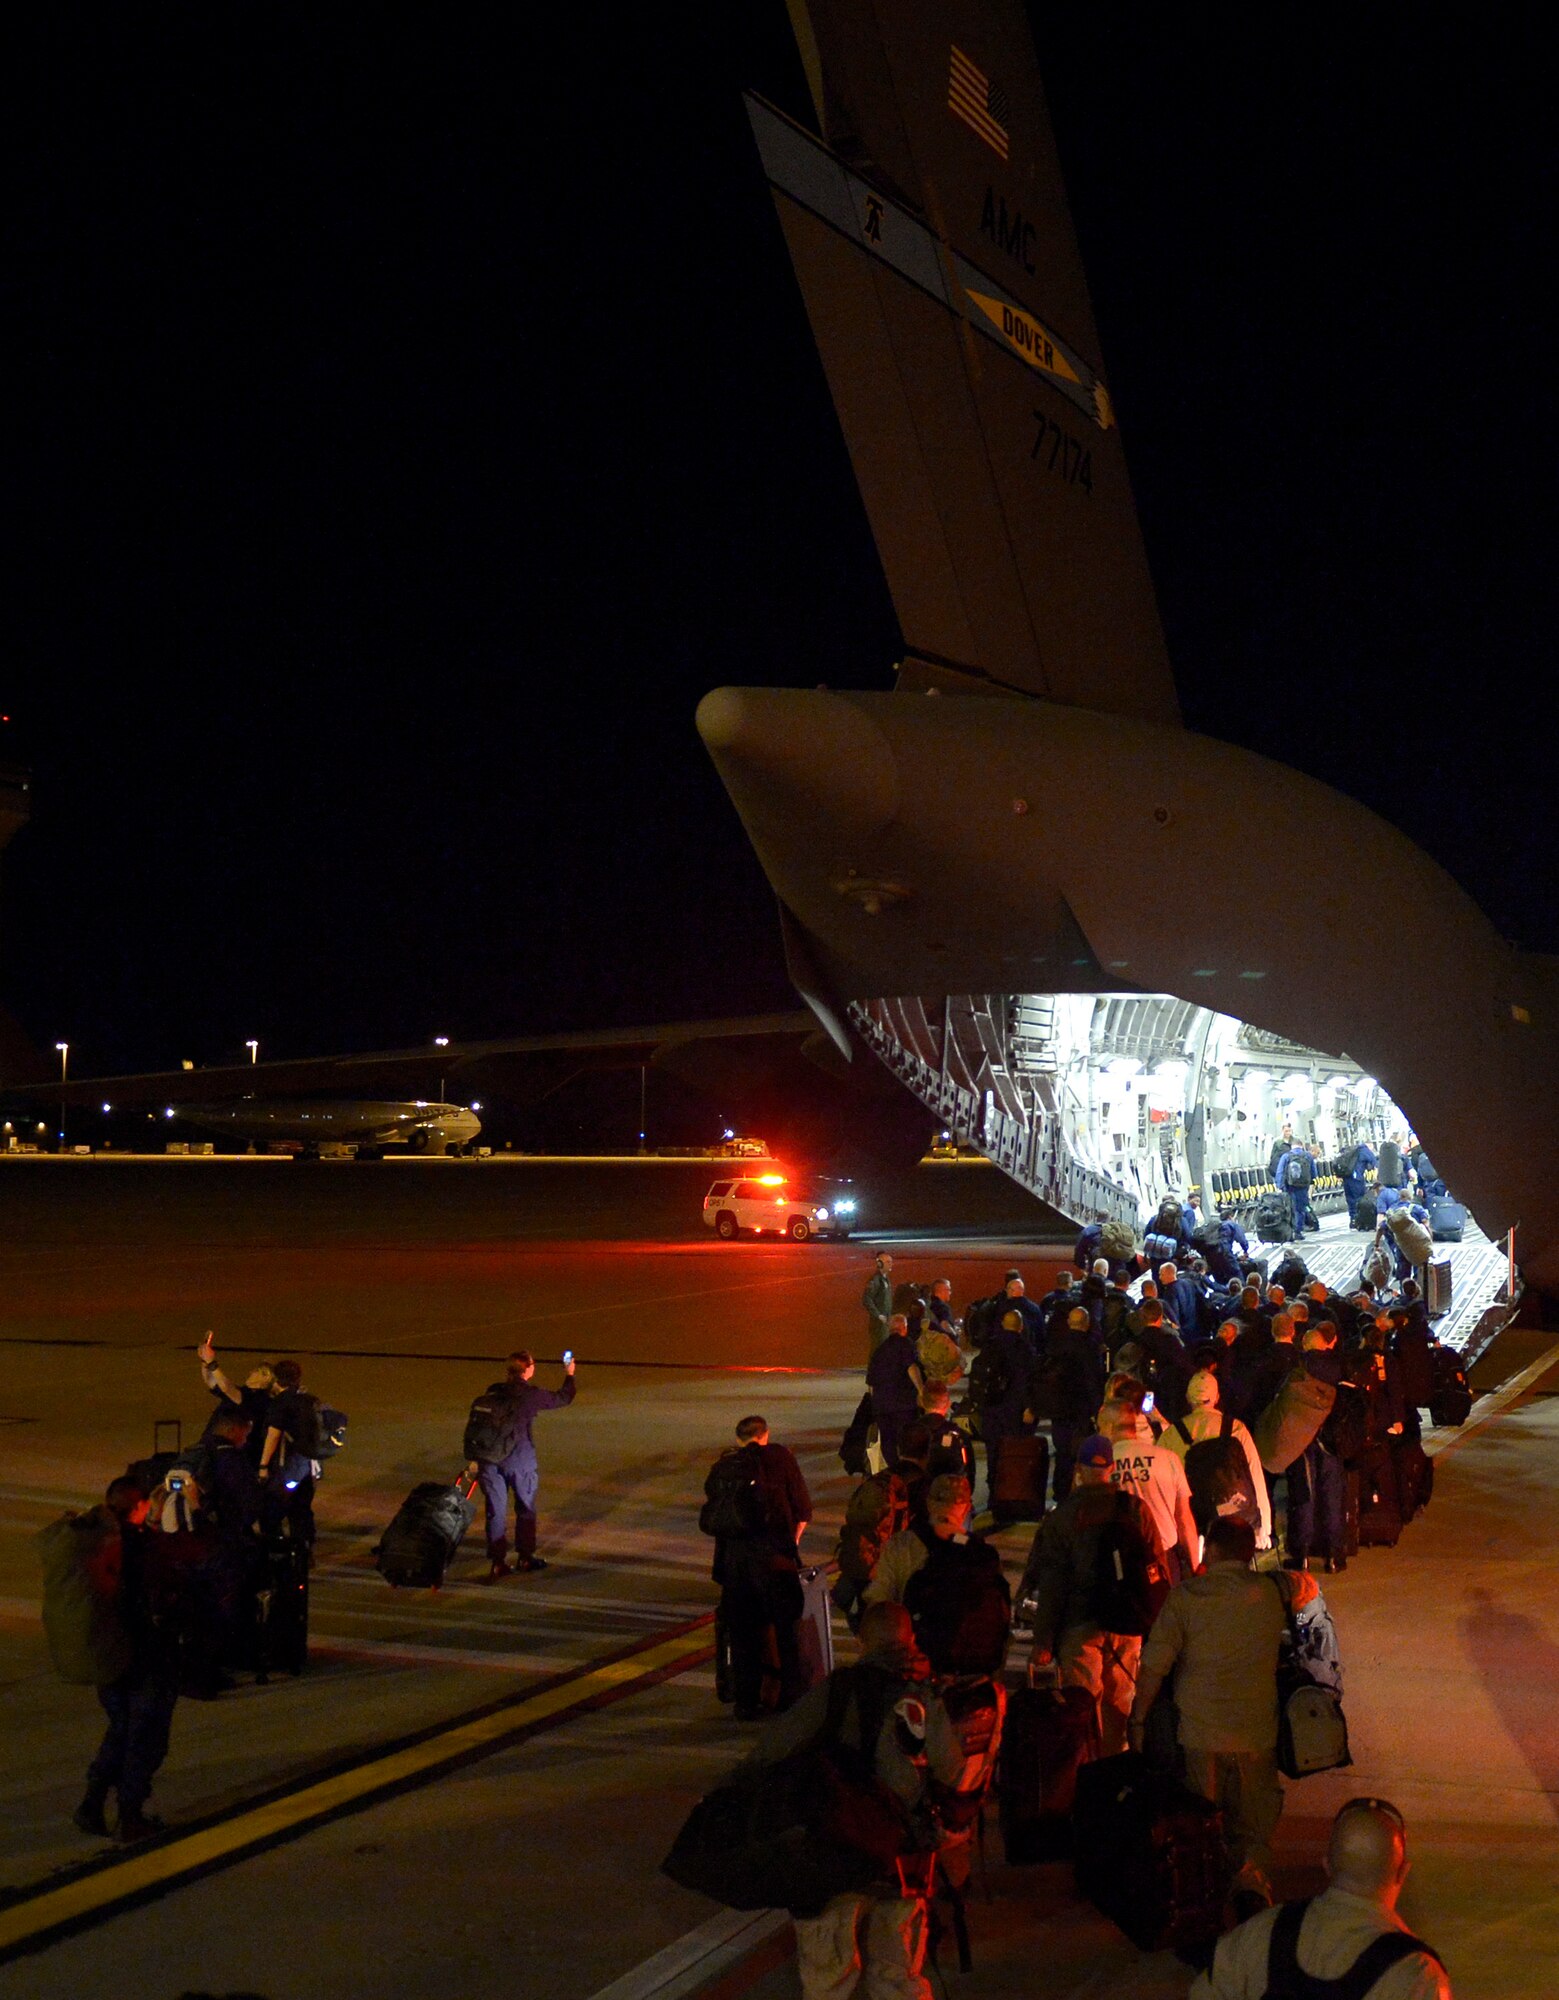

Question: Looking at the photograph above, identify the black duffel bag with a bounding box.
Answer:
[661,1664,920,1916]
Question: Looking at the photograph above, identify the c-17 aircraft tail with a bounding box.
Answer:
[754,0,1177,722]
[701,0,1557,1320]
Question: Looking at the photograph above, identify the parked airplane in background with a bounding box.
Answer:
[698,0,1557,1305]
[172,1099,481,1158]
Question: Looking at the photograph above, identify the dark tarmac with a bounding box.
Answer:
[1,1159,1554,1999]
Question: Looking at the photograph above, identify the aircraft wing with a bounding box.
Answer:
[751,0,1178,721]
[12,1013,821,1111]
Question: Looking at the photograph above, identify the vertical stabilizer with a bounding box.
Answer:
[754,1,1178,723]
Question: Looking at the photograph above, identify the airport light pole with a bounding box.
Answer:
[434,1036,449,1102]
[638,1063,648,1155]
[55,1042,68,1151]
[246,1039,259,1065]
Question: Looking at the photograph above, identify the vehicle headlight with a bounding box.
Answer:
[814,1207,829,1220]
[837,1199,856,1212]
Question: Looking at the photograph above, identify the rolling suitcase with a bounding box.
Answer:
[1073,1752,1230,1953]
[1428,1344,1472,1426]
[375,1477,477,1589]
[1357,1457,1401,1548]
[254,1525,310,1680]
[1393,1440,1434,1521]
[793,1565,834,1693]
[1341,1468,1361,1559]
[1425,1256,1454,1320]
[126,1418,185,1497]
[998,1662,1099,1863]
[1427,1199,1466,1243]
[990,1433,1050,1523]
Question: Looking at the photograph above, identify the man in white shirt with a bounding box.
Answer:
[1191,1796,1451,1998]
[1106,1376,1200,1580]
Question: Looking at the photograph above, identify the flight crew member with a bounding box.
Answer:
[1341,1140,1379,1226]
[464,1348,577,1577]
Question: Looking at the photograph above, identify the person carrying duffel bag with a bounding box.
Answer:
[662,1602,967,1999]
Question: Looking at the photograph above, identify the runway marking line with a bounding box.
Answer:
[0,1613,715,1964]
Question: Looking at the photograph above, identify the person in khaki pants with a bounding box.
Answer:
[1129,1516,1297,1914]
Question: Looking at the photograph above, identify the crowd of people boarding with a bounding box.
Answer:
[686,1182,1467,2000]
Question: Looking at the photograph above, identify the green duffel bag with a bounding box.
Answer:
[1254,1367,1336,1476]
[38,1508,134,1686]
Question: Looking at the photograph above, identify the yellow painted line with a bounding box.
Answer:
[0,1625,710,1958]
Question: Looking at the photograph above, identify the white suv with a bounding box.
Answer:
[702,1174,857,1242]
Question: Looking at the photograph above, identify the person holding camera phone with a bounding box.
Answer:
[462,1348,577,1578]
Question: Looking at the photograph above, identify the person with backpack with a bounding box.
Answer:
[1188,1796,1452,1997]
[735,1601,971,2000]
[1130,1518,1300,1914]
[462,1348,577,1579]
[968,1306,1034,1506]
[257,1358,346,1550]
[832,1425,931,1627]
[1282,1325,1358,1574]
[1160,1369,1272,1551]
[866,1476,1010,1672]
[52,1475,191,1842]
[917,1383,976,1488]
[1338,1139,1378,1227]
[1018,1434,1165,1753]
[866,1313,926,1471]
[1032,1305,1108,1503]
[1106,1378,1201,1583]
[703,1414,812,1720]
[1275,1141,1318,1238]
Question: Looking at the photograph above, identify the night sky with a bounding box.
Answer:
[8,7,1557,1081]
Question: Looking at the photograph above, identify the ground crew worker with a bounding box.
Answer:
[1129,1518,1297,1913]
[1189,1797,1452,1997]
[463,1348,577,1577]
[862,1252,894,1357]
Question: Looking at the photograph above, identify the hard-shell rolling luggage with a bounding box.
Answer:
[1425,1256,1454,1321]
[794,1564,834,1693]
[254,1526,309,1681]
[375,1478,477,1589]
[1357,1457,1401,1548]
[1427,1198,1466,1243]
[1073,1752,1230,1953]
[998,1664,1100,1863]
[989,1433,1050,1524]
[1393,1440,1434,1521]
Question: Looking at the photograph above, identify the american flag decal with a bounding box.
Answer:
[948,46,1009,160]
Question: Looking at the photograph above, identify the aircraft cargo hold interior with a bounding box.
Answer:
[850,990,1520,1359]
